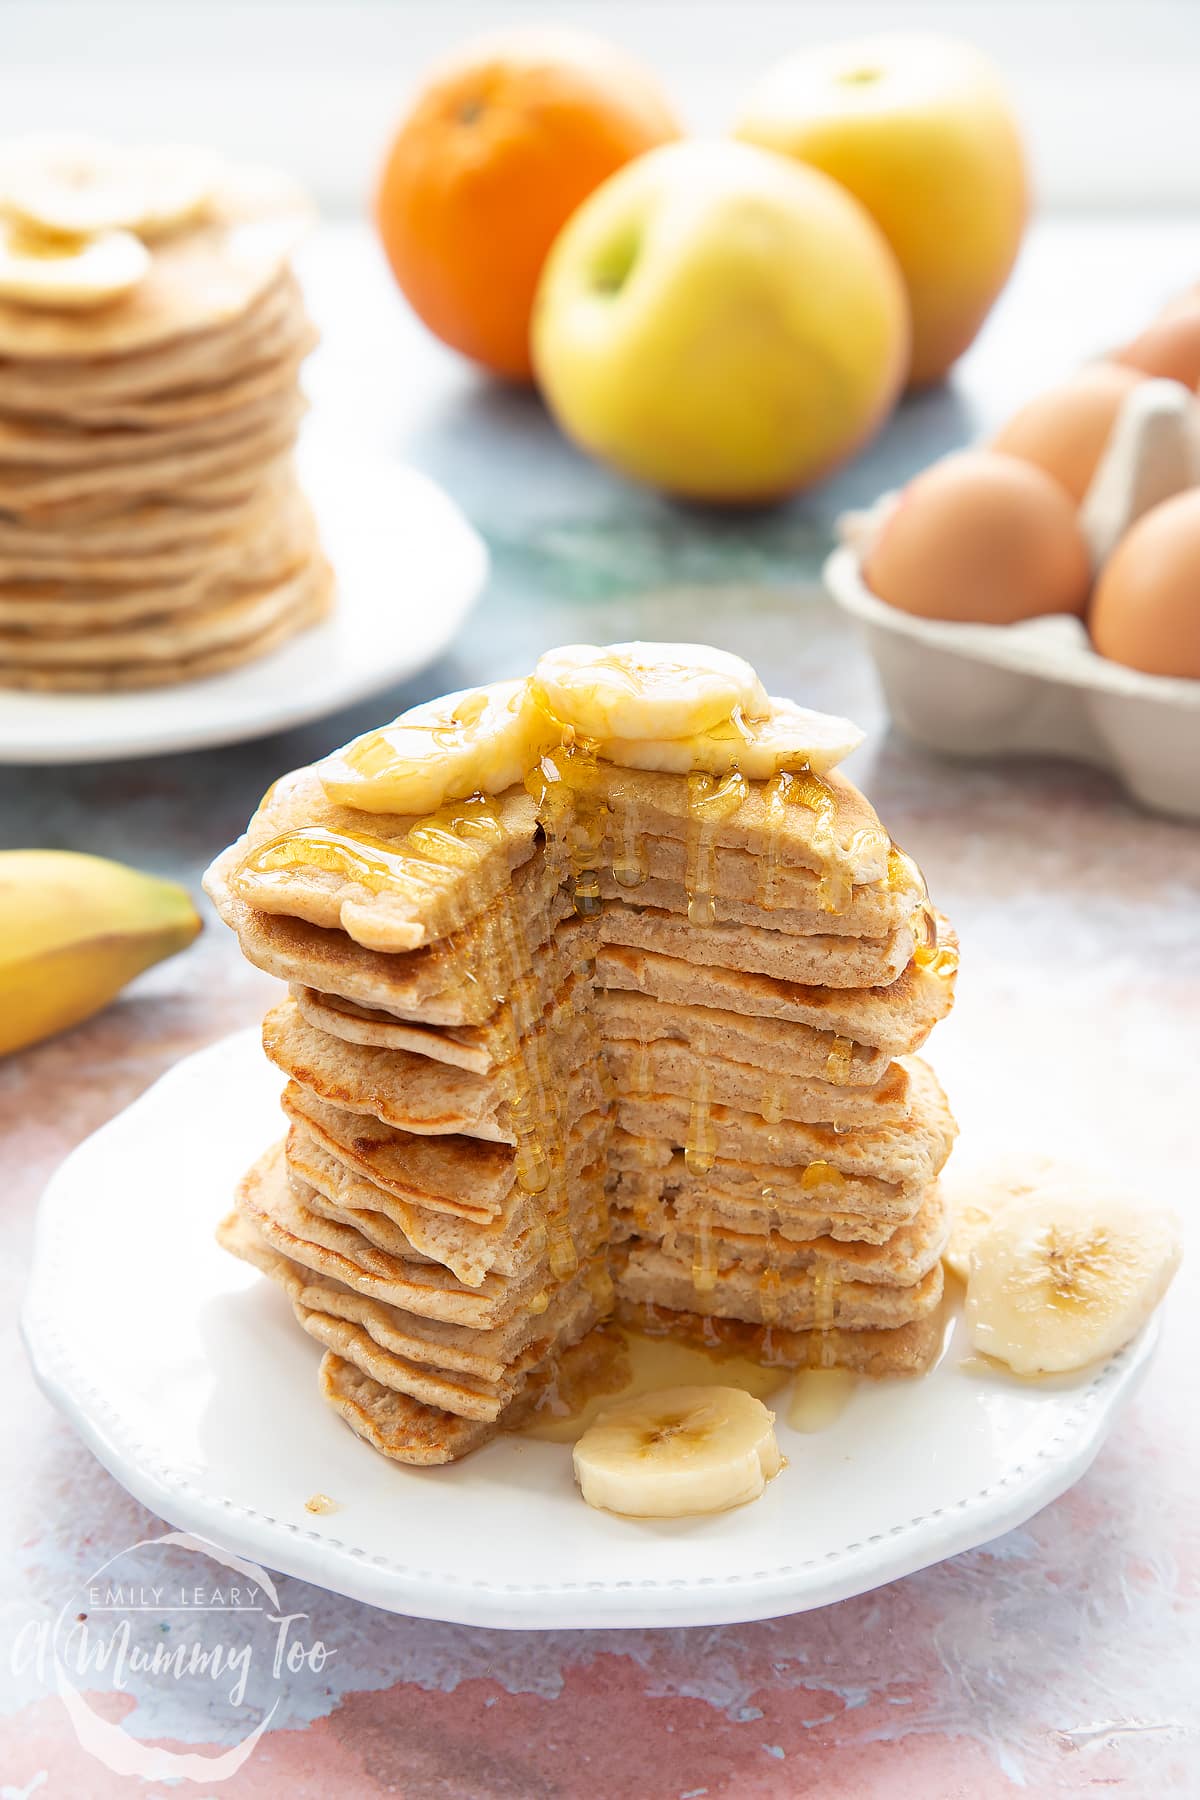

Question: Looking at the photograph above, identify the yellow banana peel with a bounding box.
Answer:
[0,849,202,1056]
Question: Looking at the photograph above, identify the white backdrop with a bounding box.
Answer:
[3,0,1198,214]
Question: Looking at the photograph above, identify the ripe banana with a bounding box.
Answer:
[966,1186,1182,1376]
[0,850,201,1056]
[601,693,864,778]
[0,135,216,239]
[319,680,558,816]
[533,642,768,741]
[0,219,150,311]
[572,1384,782,1517]
[942,1152,1080,1281]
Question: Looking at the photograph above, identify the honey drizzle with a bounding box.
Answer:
[800,1159,845,1193]
[788,769,848,914]
[825,1034,854,1081]
[631,1035,659,1175]
[239,805,507,941]
[684,769,747,926]
[809,1264,840,1369]
[758,1186,781,1326]
[684,1063,717,1176]
[915,940,959,981]
[611,799,647,889]
[756,771,795,911]
[255,684,918,1381]
[691,1205,718,1294]
[264,791,588,1301]
[760,1074,785,1164]
[754,764,859,915]
[527,740,607,918]
[906,877,958,981]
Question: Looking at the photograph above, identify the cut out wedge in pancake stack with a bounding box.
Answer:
[0,136,332,689]
[204,647,959,1466]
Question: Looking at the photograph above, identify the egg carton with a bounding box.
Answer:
[824,379,1200,820]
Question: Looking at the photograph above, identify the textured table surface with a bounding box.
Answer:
[2,219,1199,1796]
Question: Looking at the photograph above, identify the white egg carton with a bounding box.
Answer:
[824,380,1200,820]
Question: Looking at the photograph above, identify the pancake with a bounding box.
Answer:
[0,143,330,690]
[205,659,961,1465]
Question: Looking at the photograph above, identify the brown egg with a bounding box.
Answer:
[991,362,1145,501]
[1090,489,1200,677]
[1114,300,1200,389]
[864,450,1092,624]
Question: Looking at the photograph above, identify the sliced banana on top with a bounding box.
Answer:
[0,135,216,240]
[0,219,150,311]
[572,1384,782,1517]
[319,680,558,817]
[601,694,864,779]
[966,1187,1181,1376]
[533,643,768,742]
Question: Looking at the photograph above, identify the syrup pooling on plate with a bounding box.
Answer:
[787,1368,857,1431]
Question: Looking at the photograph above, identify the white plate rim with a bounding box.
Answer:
[21,1035,1158,1631]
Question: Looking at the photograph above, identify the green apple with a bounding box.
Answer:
[531,139,909,503]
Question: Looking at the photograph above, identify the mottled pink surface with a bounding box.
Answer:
[4,220,1200,1795]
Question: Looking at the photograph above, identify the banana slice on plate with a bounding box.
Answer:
[0,219,150,310]
[0,135,217,239]
[533,643,768,742]
[319,680,558,816]
[573,1385,782,1517]
[601,694,864,779]
[966,1187,1182,1376]
[942,1152,1081,1282]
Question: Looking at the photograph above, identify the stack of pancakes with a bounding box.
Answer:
[206,729,958,1467]
[0,148,331,689]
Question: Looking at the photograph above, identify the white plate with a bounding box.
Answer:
[0,431,488,765]
[22,1030,1156,1631]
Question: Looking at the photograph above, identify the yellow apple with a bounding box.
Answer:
[530,139,909,504]
[735,34,1029,386]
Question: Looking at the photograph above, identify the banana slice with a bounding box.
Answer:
[319,680,557,816]
[0,135,216,239]
[966,1188,1181,1376]
[942,1152,1079,1281]
[533,643,768,742]
[572,1384,782,1517]
[601,694,864,778]
[0,219,150,310]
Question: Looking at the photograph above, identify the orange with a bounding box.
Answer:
[375,29,680,381]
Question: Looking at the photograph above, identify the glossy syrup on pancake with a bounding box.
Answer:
[208,647,961,1470]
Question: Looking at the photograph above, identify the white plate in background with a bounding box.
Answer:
[22,1029,1157,1631]
[0,430,487,765]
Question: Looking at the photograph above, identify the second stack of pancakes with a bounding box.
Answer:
[206,672,958,1466]
[0,141,332,688]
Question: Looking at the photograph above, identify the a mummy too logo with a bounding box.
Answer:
[12,1531,334,1782]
